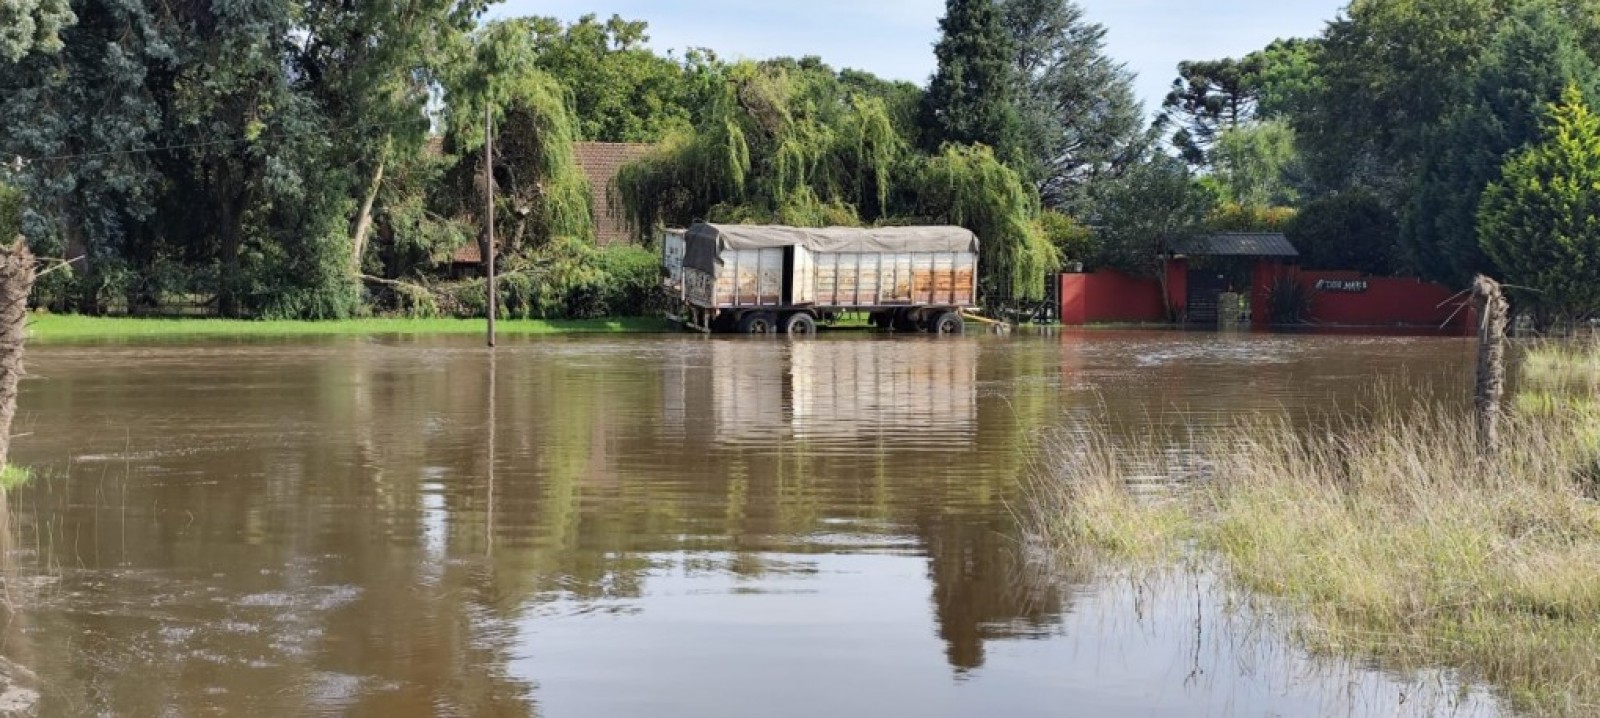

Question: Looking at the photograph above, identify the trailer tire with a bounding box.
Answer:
[930,311,965,335]
[737,312,778,335]
[892,309,923,332]
[783,313,817,336]
[868,312,892,329]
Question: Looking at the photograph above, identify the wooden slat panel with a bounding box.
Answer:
[838,254,860,306]
[934,253,955,304]
[793,247,814,305]
[758,248,784,306]
[736,251,760,306]
[879,256,899,304]
[815,253,836,305]
[912,253,935,304]
[955,254,975,305]
[716,253,737,306]
[859,253,881,305]
[893,253,914,302]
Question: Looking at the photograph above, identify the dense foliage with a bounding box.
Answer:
[1169,0,1600,319]
[1479,85,1600,320]
[999,0,1147,206]
[7,0,1600,319]
[1284,190,1398,273]
[0,184,20,243]
[0,0,73,62]
[922,0,1023,162]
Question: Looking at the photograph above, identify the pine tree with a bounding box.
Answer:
[1405,3,1599,287]
[921,0,1021,160]
[1478,84,1600,320]
[1000,0,1146,208]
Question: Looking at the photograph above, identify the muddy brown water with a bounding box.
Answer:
[0,331,1501,716]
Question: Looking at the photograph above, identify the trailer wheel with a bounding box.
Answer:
[892,309,923,332]
[737,312,778,335]
[931,311,965,335]
[782,313,817,336]
[868,312,892,329]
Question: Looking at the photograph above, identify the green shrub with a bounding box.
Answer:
[436,244,665,320]
[590,245,667,317]
[1266,275,1317,325]
[1038,210,1095,267]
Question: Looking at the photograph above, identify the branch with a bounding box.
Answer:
[33,255,84,279]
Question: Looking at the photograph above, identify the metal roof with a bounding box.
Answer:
[1171,233,1299,258]
[683,223,979,274]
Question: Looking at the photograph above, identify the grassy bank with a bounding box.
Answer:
[23,314,671,342]
[1033,343,1600,716]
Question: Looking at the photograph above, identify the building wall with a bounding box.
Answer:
[1251,264,1470,332]
[1060,271,1167,325]
[1064,264,1472,334]
[1301,271,1472,331]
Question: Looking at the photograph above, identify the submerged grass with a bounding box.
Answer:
[24,314,671,342]
[1032,342,1600,716]
[0,465,29,491]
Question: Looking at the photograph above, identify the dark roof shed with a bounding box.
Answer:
[1171,233,1299,258]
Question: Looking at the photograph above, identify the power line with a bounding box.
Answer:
[13,117,433,164]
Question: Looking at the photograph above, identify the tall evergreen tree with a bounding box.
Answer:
[1295,0,1506,197]
[0,0,174,312]
[921,0,1022,160]
[999,0,1147,209]
[0,0,74,62]
[1479,84,1600,319]
[1403,3,1599,286]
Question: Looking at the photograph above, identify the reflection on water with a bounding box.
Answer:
[0,331,1481,715]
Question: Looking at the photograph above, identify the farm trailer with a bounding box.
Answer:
[664,223,980,335]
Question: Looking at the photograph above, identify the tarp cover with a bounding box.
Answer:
[683,223,979,273]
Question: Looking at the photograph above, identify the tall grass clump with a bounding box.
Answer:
[1032,347,1600,716]
[1522,338,1600,389]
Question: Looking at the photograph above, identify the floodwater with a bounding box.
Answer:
[0,331,1501,716]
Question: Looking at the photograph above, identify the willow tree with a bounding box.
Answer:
[440,21,598,316]
[617,58,1058,302]
[615,59,911,234]
[915,145,1059,301]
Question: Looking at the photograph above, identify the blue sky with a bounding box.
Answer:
[493,0,1347,112]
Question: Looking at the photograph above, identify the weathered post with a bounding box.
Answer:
[0,241,34,471]
[484,105,497,348]
[1473,275,1509,452]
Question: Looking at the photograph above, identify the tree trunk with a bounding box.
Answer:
[216,181,249,318]
[218,214,242,318]
[350,138,390,275]
[0,241,36,469]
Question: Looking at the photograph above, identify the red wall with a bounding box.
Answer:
[1251,265,1470,332]
[1300,271,1470,332]
[1062,264,1472,334]
[1060,271,1167,325]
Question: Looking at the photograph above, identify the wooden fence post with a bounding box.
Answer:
[1472,275,1509,453]
[0,241,34,470]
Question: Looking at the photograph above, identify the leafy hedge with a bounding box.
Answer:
[431,245,666,320]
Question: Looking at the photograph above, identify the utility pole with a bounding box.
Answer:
[484,105,497,348]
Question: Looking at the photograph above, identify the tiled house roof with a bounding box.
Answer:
[452,238,481,265]
[573,142,655,246]
[443,140,657,264]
